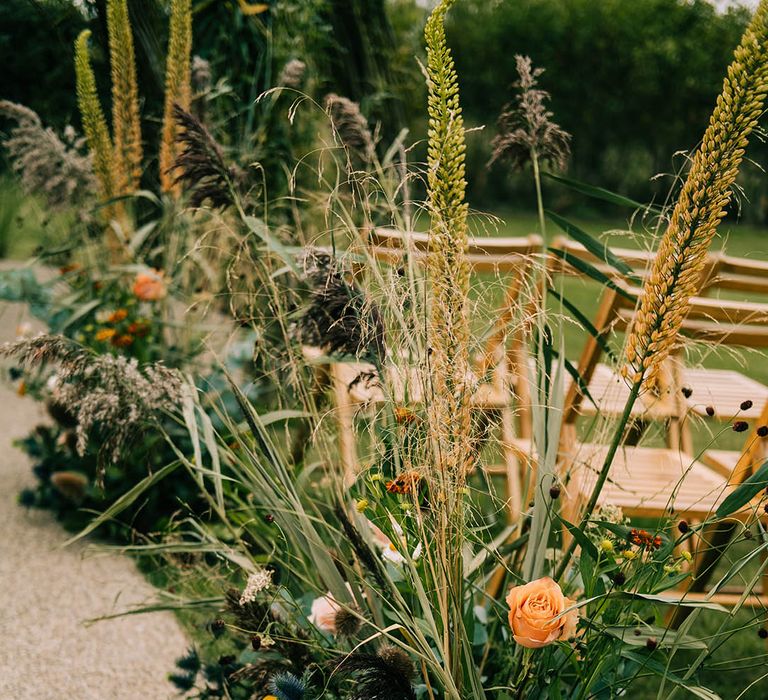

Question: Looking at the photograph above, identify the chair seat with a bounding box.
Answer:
[682,368,768,419]
[512,439,730,519]
[574,364,768,422]
[303,346,510,408]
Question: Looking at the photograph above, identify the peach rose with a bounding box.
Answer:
[308,592,342,634]
[133,270,166,301]
[506,577,579,649]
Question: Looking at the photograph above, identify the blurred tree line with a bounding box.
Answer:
[3,0,767,221]
[444,0,768,221]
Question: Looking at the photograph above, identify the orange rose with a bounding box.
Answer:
[133,270,166,301]
[506,577,578,649]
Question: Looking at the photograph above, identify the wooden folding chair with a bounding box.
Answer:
[306,229,542,519]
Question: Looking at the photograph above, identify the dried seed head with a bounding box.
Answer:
[325,93,374,162]
[681,386,693,399]
[646,637,658,651]
[334,606,363,637]
[759,628,768,639]
[489,55,571,172]
[706,406,716,417]
[677,520,689,534]
[758,425,768,438]
[741,399,754,411]
[378,644,415,681]
[549,484,562,499]
[733,421,749,433]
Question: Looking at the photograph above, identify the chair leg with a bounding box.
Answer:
[330,364,359,487]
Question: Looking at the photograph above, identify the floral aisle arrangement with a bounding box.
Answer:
[91,1,768,698]
[5,0,768,698]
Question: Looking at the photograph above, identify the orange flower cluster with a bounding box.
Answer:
[629,528,662,550]
[386,471,421,495]
[394,406,420,425]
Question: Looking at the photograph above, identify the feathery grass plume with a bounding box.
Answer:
[624,1,768,389]
[279,59,306,89]
[488,55,571,172]
[107,0,143,193]
[292,248,385,362]
[74,30,115,202]
[172,104,239,208]
[0,100,95,210]
[325,93,374,163]
[191,55,212,121]
[1,334,183,472]
[159,0,192,195]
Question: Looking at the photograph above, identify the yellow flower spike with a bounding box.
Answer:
[354,499,369,513]
[159,0,192,195]
[74,30,114,202]
[238,0,269,15]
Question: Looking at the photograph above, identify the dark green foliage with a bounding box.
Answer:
[444,0,762,215]
[0,0,87,130]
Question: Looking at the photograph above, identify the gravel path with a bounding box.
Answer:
[0,301,188,699]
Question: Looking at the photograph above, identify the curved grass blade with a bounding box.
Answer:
[548,287,618,363]
[715,460,768,518]
[543,172,661,213]
[547,210,641,284]
[549,246,635,301]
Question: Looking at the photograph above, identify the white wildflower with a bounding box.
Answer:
[239,568,273,605]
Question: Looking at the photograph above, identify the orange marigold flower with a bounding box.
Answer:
[95,328,117,342]
[107,309,128,324]
[127,320,151,337]
[394,406,420,424]
[111,334,134,348]
[133,269,166,301]
[386,470,421,495]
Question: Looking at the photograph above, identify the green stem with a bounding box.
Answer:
[531,150,547,245]
[554,378,642,582]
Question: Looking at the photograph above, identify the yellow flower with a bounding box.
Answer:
[681,550,693,563]
[599,539,614,553]
[622,549,637,560]
[355,499,369,513]
[95,328,117,342]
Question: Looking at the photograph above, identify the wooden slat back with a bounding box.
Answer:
[369,227,543,272]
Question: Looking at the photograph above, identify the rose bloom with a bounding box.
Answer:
[506,577,579,649]
[308,592,342,634]
[133,270,166,301]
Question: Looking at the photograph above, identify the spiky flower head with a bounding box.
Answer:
[74,29,114,202]
[334,646,416,700]
[489,55,570,172]
[269,672,306,700]
[624,1,768,389]
[333,605,363,637]
[107,0,142,194]
[0,100,95,211]
[159,0,192,195]
[325,93,374,163]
